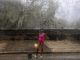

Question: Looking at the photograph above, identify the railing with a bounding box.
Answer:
[0,29,80,40]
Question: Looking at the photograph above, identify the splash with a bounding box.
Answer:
[54,0,80,28]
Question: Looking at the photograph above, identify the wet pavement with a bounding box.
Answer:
[0,40,79,52]
[0,40,79,60]
[0,52,80,60]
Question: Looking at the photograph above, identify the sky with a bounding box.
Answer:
[20,0,80,23]
[55,0,80,23]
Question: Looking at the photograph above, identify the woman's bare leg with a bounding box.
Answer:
[40,44,44,58]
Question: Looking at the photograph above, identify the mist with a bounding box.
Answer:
[0,0,79,29]
[55,0,80,29]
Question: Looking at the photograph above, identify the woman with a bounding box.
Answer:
[37,30,46,57]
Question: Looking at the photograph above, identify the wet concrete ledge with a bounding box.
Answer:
[0,51,80,55]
